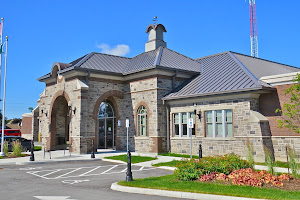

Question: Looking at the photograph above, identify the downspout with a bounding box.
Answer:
[86,69,91,84]
[172,70,177,90]
[164,100,170,152]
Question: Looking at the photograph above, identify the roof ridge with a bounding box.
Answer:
[230,51,299,69]
[92,52,131,59]
[162,47,201,64]
[195,51,231,60]
[73,52,95,68]
[154,46,163,66]
[228,52,261,87]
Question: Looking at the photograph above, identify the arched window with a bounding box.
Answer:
[137,106,147,136]
[98,101,115,119]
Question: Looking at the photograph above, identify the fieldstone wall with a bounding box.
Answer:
[169,95,269,162]
[38,76,82,153]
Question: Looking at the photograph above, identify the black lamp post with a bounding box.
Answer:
[126,150,133,182]
[30,140,35,161]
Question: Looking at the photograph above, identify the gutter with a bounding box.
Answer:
[162,87,275,101]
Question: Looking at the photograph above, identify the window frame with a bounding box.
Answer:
[205,109,233,138]
[173,112,196,137]
[137,106,147,137]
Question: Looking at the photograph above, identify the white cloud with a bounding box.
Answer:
[96,43,130,56]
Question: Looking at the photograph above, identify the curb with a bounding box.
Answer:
[0,158,101,166]
[111,182,267,200]
[101,158,127,164]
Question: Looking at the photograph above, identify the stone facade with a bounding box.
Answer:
[168,94,271,162]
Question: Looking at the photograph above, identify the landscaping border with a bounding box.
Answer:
[111,182,266,200]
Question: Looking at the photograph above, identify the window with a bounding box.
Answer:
[205,109,233,138]
[137,106,147,136]
[173,112,195,137]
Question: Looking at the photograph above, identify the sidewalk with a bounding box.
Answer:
[0,149,182,166]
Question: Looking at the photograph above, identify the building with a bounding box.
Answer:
[34,23,300,161]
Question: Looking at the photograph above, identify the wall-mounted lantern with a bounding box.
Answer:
[73,107,76,115]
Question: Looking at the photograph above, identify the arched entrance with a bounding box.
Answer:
[98,100,116,149]
[50,96,70,150]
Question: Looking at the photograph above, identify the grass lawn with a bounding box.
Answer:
[119,174,300,200]
[0,156,3,159]
[34,146,42,151]
[152,160,180,167]
[158,152,199,159]
[104,154,157,164]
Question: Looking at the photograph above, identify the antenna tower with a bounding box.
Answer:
[249,0,258,57]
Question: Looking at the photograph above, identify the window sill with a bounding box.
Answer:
[171,136,203,140]
[135,136,149,140]
[203,137,235,141]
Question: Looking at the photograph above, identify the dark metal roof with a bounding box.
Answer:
[163,52,272,100]
[124,47,201,74]
[232,52,300,79]
[74,52,131,73]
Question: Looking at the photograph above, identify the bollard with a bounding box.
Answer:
[91,140,95,158]
[126,150,133,182]
[199,144,202,160]
[30,141,35,161]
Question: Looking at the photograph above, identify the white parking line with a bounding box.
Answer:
[42,169,62,178]
[79,166,101,176]
[27,164,155,180]
[100,165,118,174]
[56,168,81,178]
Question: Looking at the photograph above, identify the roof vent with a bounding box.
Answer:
[145,23,167,52]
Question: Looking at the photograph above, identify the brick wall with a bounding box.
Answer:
[21,116,33,139]
[260,84,299,136]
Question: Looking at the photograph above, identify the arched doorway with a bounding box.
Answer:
[50,96,70,150]
[98,100,116,149]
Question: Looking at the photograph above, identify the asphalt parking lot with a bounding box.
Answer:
[0,160,186,200]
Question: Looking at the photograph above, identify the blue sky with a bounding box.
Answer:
[1,0,300,119]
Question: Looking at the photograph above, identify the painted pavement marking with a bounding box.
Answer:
[34,196,77,200]
[62,180,90,184]
[27,164,155,180]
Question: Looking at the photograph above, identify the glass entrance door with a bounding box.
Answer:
[98,119,105,148]
[98,100,116,149]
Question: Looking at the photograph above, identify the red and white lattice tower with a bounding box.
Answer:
[249,0,258,57]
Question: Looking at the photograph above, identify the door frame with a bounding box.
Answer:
[98,117,115,149]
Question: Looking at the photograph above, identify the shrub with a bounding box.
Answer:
[3,141,9,156]
[175,154,250,181]
[246,139,254,168]
[264,146,276,175]
[12,140,22,156]
[287,145,299,177]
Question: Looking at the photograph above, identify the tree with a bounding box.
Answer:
[276,74,300,133]
[28,107,34,112]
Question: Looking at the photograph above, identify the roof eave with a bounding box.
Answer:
[162,86,274,101]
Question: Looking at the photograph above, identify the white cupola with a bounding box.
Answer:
[145,23,167,52]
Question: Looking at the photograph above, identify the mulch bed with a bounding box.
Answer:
[2,154,29,158]
[196,177,300,191]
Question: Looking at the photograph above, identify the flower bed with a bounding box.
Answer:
[199,168,292,187]
[175,154,250,181]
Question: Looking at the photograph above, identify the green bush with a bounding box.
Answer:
[3,141,9,156]
[287,145,299,177]
[264,146,276,175]
[12,140,22,156]
[175,154,250,181]
[246,139,254,169]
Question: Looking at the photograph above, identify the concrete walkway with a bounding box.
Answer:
[0,149,182,166]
